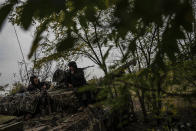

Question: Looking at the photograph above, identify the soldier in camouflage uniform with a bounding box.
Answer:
[39,82,51,115]
[52,69,68,88]
[67,61,87,88]
[25,76,51,119]
[27,76,41,92]
[67,61,90,107]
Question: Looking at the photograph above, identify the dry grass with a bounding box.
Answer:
[0,115,16,124]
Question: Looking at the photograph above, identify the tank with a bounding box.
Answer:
[0,68,108,131]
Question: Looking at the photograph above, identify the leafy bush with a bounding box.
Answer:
[9,82,26,95]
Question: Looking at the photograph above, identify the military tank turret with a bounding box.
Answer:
[0,66,109,131]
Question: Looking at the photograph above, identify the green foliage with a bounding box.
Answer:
[0,84,9,91]
[0,115,16,124]
[91,58,196,125]
[0,0,196,129]
[9,82,26,95]
[172,60,196,95]
[28,19,50,59]
[1,0,194,62]
[0,86,5,91]
[114,0,194,62]
[56,30,77,53]
[18,0,66,30]
[78,84,98,93]
[0,0,18,30]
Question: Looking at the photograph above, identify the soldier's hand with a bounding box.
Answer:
[68,84,73,88]
[42,85,46,89]
[71,70,74,74]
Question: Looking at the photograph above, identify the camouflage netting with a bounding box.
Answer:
[0,89,80,116]
[0,86,114,131]
[48,89,80,113]
[23,106,108,131]
[0,87,112,131]
[0,91,40,115]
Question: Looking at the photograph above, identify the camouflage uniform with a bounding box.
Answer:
[67,68,87,88]
[0,91,40,115]
[52,69,68,88]
[67,61,88,107]
[26,79,51,116]
[27,76,41,92]
[39,87,51,115]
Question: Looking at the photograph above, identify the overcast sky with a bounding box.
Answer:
[0,20,34,85]
[0,20,104,86]
[0,0,108,88]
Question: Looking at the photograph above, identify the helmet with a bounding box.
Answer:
[30,75,38,84]
[68,61,77,69]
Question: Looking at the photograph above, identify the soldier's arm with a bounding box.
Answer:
[73,69,84,80]
[27,84,33,91]
[67,71,72,83]
[74,69,87,86]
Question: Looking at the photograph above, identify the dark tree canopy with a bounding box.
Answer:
[1,1,196,130]
[0,0,194,63]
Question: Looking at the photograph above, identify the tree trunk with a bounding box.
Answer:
[136,88,147,121]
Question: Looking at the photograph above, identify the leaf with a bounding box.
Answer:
[105,0,110,8]
[161,27,180,61]
[56,37,76,52]
[71,0,85,11]
[56,30,77,52]
[78,15,87,28]
[0,86,5,91]
[61,12,75,27]
[134,0,162,25]
[28,36,42,59]
[114,0,135,38]
[20,0,66,30]
[175,1,194,32]
[34,53,63,68]
[0,3,14,31]
[121,38,136,63]
[85,6,96,22]
[20,1,34,30]
[190,41,196,56]
[151,51,165,70]
[103,45,113,61]
[28,20,50,59]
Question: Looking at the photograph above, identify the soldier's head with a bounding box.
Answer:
[68,61,77,71]
[30,75,39,85]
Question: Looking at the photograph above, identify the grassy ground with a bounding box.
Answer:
[0,115,16,124]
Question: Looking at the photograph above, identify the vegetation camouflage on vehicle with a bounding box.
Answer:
[0,88,81,116]
[48,89,80,112]
[0,91,40,115]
